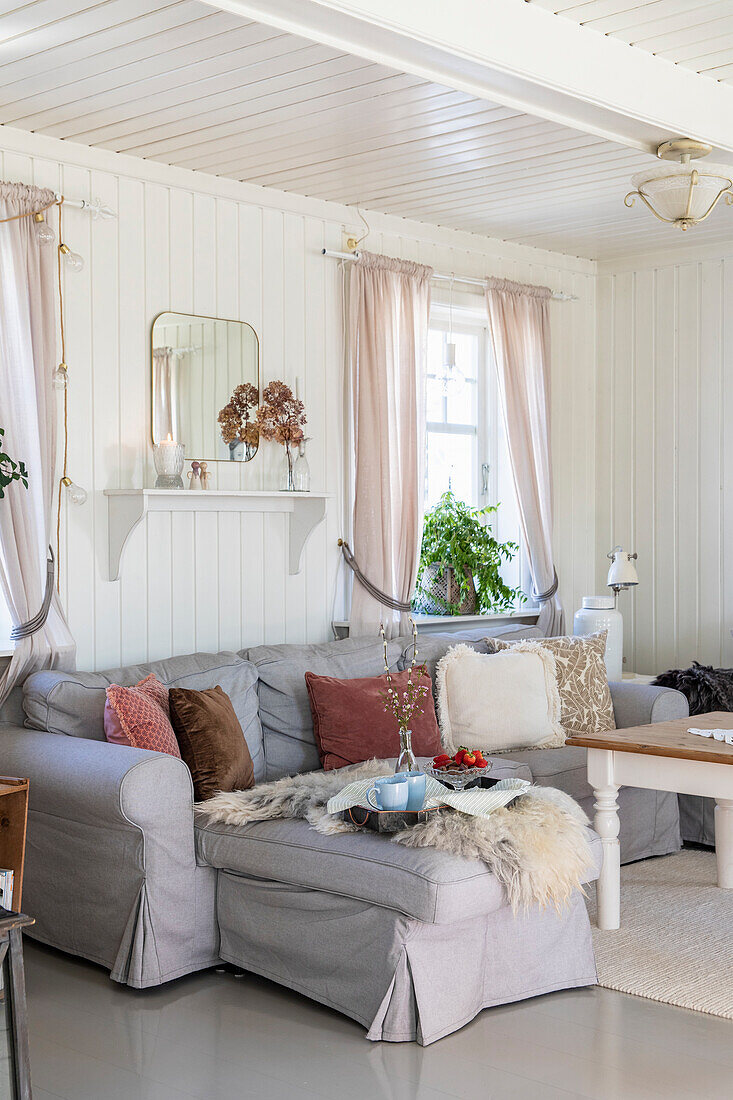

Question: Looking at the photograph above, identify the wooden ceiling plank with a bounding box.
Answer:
[350,145,644,210]
[246,114,555,188]
[176,91,486,170]
[3,22,297,119]
[582,1,730,38]
[311,140,634,209]
[632,14,733,53]
[76,69,422,148]
[97,72,427,153]
[0,0,187,65]
[0,9,238,94]
[27,54,382,139]
[120,77,446,157]
[195,106,523,177]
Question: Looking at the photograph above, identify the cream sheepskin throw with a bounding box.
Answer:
[436,643,565,754]
[197,760,596,913]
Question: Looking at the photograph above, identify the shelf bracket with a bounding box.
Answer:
[288,495,327,575]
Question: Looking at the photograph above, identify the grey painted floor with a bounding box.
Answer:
[23,939,732,1100]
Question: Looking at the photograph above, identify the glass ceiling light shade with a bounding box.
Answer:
[625,139,733,231]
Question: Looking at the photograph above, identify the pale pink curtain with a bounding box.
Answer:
[485,276,564,636]
[0,182,75,705]
[348,251,433,638]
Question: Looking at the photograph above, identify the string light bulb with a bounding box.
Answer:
[61,477,87,505]
[59,243,84,272]
[34,212,55,246]
[53,363,68,389]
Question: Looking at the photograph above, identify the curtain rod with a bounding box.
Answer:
[54,192,116,219]
[321,249,578,302]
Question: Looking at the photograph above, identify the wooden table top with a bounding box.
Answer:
[565,711,733,765]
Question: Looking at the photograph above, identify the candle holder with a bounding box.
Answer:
[153,439,184,488]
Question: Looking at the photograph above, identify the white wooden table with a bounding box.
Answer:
[566,712,733,930]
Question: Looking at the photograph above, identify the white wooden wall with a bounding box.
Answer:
[0,127,596,671]
[597,251,733,675]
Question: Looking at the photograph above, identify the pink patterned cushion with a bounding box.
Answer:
[105,675,180,757]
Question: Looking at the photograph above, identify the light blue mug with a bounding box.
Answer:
[397,771,426,811]
[366,775,409,811]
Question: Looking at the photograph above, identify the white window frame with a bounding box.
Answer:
[426,301,534,605]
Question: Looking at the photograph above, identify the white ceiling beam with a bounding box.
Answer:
[202,0,733,161]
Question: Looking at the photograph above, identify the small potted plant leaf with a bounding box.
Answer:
[0,428,28,499]
[414,489,524,615]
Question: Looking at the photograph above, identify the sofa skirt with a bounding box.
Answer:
[216,871,597,1045]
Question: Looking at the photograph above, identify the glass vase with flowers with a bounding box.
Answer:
[380,619,430,774]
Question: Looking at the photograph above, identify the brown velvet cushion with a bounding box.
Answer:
[169,685,254,801]
[304,666,442,770]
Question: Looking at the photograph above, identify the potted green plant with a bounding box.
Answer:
[0,428,28,499]
[414,489,524,615]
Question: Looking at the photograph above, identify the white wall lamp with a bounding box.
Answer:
[625,139,733,231]
[573,547,638,681]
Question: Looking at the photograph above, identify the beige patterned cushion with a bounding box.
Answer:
[485,633,616,736]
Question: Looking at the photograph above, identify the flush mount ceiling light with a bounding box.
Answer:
[625,138,733,231]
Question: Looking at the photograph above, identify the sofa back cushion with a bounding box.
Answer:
[241,636,403,779]
[23,651,265,782]
[399,624,543,687]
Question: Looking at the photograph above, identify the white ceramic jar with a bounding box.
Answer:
[573,596,623,681]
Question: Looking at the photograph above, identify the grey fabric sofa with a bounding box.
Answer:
[0,626,688,1044]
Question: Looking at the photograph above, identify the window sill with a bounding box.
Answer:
[333,609,539,639]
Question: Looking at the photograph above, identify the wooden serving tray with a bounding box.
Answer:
[341,804,444,833]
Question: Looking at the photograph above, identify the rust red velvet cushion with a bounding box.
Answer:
[304,666,442,770]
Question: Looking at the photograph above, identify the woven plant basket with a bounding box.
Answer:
[415,563,476,615]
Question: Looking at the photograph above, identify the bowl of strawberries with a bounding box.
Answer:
[424,748,492,790]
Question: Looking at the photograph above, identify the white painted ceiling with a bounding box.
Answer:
[529,0,733,83]
[1,0,732,260]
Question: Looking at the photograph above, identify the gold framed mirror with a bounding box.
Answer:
[151,311,260,462]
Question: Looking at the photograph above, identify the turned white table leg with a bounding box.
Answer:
[593,782,621,930]
[715,799,733,889]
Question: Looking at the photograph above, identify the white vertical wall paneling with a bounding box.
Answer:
[653,265,677,674]
[145,183,172,664]
[722,261,733,668]
[169,187,197,657]
[632,269,655,676]
[597,255,733,674]
[676,263,699,672]
[699,261,723,667]
[0,136,594,670]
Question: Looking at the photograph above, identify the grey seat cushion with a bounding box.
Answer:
[499,746,591,802]
[195,814,601,925]
[398,625,543,685]
[23,651,265,782]
[241,637,403,780]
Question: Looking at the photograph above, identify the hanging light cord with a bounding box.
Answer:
[55,200,69,591]
[0,197,58,225]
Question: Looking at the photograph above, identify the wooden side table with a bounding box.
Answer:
[0,778,28,911]
[0,908,34,1099]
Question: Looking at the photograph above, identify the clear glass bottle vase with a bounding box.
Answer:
[293,439,311,492]
[279,443,295,492]
[395,728,418,773]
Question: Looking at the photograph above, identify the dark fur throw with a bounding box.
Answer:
[652,661,733,715]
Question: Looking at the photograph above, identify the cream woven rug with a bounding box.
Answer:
[587,849,733,1019]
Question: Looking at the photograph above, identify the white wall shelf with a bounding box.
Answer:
[104,490,329,581]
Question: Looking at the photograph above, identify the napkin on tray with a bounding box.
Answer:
[688,727,733,745]
[326,775,530,820]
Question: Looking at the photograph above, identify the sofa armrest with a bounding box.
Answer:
[609,682,689,730]
[0,726,215,988]
[0,725,194,836]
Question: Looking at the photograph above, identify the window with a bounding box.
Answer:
[425,304,530,600]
